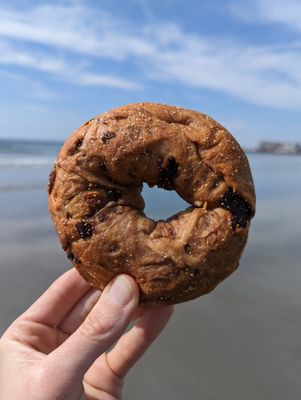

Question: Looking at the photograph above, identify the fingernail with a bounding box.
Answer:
[107,276,133,307]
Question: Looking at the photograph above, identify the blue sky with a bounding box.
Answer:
[0,0,301,147]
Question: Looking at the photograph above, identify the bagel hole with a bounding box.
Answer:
[142,184,188,220]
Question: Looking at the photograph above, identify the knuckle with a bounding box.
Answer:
[133,326,153,345]
[117,339,133,364]
[80,309,117,341]
[3,319,29,341]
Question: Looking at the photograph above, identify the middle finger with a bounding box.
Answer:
[59,288,101,334]
[59,290,148,336]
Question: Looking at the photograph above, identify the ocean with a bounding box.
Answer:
[0,138,60,167]
[0,139,60,192]
[0,138,301,399]
[0,138,190,216]
[1,138,301,217]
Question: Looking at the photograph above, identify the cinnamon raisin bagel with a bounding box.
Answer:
[48,103,256,306]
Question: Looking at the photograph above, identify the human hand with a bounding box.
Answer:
[0,269,173,399]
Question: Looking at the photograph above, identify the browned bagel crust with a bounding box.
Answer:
[48,103,256,306]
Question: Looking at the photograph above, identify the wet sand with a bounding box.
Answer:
[1,156,301,399]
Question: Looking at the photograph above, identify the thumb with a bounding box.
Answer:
[46,274,139,383]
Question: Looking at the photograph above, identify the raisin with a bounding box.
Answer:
[107,188,122,202]
[66,250,81,264]
[85,195,107,217]
[62,240,70,251]
[108,243,119,253]
[76,221,94,239]
[101,131,116,143]
[158,157,179,190]
[114,114,128,121]
[68,138,83,155]
[184,242,192,253]
[212,173,223,188]
[84,118,93,126]
[48,165,56,194]
[158,294,172,302]
[84,189,121,218]
[87,183,99,191]
[98,213,109,222]
[99,161,107,171]
[220,188,252,228]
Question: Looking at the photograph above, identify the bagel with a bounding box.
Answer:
[48,103,256,306]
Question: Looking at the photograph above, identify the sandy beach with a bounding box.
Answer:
[1,154,301,399]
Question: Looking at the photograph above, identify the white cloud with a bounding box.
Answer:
[0,68,57,100]
[73,72,141,90]
[229,0,301,33]
[0,3,155,59]
[0,1,301,109]
[0,40,139,90]
[147,24,301,110]
[0,40,66,73]
[0,3,145,90]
